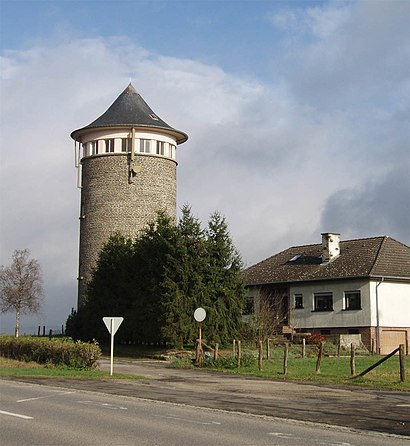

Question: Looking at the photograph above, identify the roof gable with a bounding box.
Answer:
[243,236,410,285]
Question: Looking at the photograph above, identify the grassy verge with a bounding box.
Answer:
[0,357,144,380]
[194,349,410,391]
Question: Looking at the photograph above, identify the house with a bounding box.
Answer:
[243,233,410,354]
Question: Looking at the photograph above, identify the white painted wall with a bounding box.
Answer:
[78,128,178,160]
[370,280,410,327]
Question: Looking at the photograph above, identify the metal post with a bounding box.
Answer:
[110,319,114,376]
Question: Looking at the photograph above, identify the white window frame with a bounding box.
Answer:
[105,139,115,153]
[140,139,151,153]
[343,291,361,311]
[294,293,303,309]
[156,141,165,155]
[313,292,333,312]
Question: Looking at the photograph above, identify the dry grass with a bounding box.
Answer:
[0,357,44,369]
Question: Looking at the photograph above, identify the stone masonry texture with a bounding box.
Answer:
[78,153,176,306]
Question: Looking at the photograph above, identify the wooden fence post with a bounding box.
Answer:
[214,343,219,361]
[283,343,289,375]
[316,342,323,374]
[399,344,406,382]
[37,326,40,337]
[353,346,400,378]
[258,338,263,371]
[350,343,356,376]
[302,338,306,359]
[266,338,270,360]
[237,340,241,368]
[233,339,236,358]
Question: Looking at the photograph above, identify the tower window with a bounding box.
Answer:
[91,141,98,155]
[156,141,165,155]
[105,139,115,153]
[169,144,176,158]
[121,138,131,152]
[140,139,151,153]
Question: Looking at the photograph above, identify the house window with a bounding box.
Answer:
[294,293,303,309]
[140,139,151,153]
[121,138,130,152]
[344,291,361,310]
[314,292,333,311]
[156,141,165,155]
[244,297,254,315]
[105,139,115,153]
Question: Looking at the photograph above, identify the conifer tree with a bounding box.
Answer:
[204,212,246,344]
[162,205,208,347]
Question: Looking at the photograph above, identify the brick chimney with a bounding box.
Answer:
[321,233,341,263]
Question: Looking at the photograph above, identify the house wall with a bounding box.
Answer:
[289,279,371,330]
[369,280,409,327]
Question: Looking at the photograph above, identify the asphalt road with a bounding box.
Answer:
[3,358,409,438]
[0,379,407,446]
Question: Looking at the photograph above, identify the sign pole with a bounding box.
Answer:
[110,318,114,376]
[102,317,124,377]
[193,308,206,367]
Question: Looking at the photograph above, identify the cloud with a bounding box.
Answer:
[320,164,410,243]
[1,1,408,332]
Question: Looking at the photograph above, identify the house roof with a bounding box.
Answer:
[71,83,188,144]
[243,236,410,286]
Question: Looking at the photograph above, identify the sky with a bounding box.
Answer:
[0,0,409,335]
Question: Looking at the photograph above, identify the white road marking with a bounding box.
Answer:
[0,410,33,420]
[77,400,127,410]
[396,404,410,407]
[268,432,295,439]
[154,414,221,425]
[17,391,74,402]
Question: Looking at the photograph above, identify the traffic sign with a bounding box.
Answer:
[102,317,124,376]
[103,317,123,335]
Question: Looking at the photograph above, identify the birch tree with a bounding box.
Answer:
[0,249,44,337]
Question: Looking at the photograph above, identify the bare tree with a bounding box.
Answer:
[0,249,44,337]
[248,288,289,342]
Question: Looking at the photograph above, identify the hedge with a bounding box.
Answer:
[0,336,101,369]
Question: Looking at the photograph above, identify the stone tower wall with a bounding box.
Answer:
[78,153,177,306]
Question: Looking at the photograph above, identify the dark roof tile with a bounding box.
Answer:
[243,236,410,285]
[71,83,188,144]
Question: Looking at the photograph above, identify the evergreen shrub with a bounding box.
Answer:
[0,336,101,369]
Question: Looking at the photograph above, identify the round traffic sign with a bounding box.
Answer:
[194,307,206,322]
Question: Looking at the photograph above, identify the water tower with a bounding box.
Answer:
[71,84,188,307]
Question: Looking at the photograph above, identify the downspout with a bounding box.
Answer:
[375,277,384,354]
[129,127,136,183]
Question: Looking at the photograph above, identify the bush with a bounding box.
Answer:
[0,336,101,369]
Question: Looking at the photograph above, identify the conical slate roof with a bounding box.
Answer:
[71,83,188,144]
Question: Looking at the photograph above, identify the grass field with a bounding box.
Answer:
[1,343,408,391]
[0,357,143,380]
[201,354,410,391]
